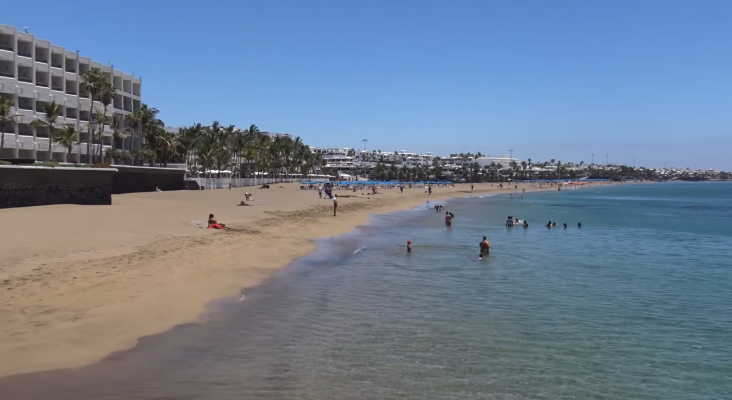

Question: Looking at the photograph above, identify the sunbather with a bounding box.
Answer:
[207,213,228,229]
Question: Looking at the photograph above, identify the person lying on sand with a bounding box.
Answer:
[237,201,252,206]
[207,213,228,229]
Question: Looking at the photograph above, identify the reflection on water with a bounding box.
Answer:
[1,183,731,400]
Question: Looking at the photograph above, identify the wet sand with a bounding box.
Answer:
[0,181,609,378]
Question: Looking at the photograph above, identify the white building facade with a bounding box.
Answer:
[0,24,141,162]
[475,155,519,169]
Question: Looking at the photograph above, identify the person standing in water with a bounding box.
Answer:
[578,222,582,228]
[445,211,454,226]
[479,236,491,259]
[407,240,412,253]
[523,220,529,228]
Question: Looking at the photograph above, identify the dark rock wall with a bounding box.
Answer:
[112,166,186,194]
[0,167,115,209]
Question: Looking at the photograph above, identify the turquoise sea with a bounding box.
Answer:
[1,182,731,400]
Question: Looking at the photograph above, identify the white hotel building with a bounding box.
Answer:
[0,23,141,162]
[475,155,519,169]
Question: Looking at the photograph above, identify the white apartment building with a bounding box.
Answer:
[475,155,520,169]
[309,147,355,170]
[0,24,141,162]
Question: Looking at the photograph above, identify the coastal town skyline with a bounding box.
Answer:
[3,0,731,170]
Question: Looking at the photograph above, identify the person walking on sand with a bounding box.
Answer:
[318,184,323,199]
[479,236,491,259]
[333,194,338,216]
[471,183,474,192]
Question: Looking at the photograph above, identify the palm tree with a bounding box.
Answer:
[91,109,107,162]
[128,103,160,153]
[80,69,108,161]
[95,80,115,162]
[156,128,177,167]
[29,100,62,160]
[55,124,79,155]
[177,124,201,169]
[0,96,19,155]
[108,114,134,161]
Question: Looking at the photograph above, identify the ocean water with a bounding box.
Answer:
[1,182,731,400]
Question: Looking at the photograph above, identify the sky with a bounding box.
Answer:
[5,0,731,169]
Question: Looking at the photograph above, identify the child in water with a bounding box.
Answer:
[407,240,412,253]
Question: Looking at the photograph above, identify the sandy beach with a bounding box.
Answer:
[0,181,612,378]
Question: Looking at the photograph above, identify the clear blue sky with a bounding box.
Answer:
[5,0,731,169]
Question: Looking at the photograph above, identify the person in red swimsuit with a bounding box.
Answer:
[207,213,227,229]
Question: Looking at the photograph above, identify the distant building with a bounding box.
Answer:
[475,156,519,169]
[0,23,142,162]
[261,131,292,139]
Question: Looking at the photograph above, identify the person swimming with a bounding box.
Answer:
[479,236,491,259]
[546,221,552,228]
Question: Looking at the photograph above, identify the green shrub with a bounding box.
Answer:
[34,161,60,168]
[0,160,11,165]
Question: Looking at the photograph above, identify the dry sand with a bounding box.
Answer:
[0,181,611,378]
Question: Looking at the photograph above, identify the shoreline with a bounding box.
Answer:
[0,181,617,378]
